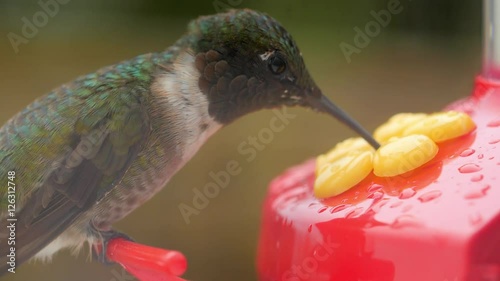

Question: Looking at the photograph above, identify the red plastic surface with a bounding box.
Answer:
[104,238,187,281]
[257,76,500,281]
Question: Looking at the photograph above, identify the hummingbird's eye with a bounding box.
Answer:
[269,56,286,75]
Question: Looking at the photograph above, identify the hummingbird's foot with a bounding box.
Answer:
[91,229,135,266]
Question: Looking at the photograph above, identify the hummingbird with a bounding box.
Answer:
[0,9,379,273]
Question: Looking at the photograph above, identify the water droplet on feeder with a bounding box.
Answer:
[464,185,491,200]
[460,148,475,157]
[458,163,482,173]
[418,190,442,203]
[330,204,350,213]
[399,188,416,199]
[470,174,484,182]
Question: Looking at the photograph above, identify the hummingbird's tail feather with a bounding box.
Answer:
[0,159,106,274]
[0,198,81,275]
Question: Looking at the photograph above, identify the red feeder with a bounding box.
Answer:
[257,77,500,281]
[257,1,500,281]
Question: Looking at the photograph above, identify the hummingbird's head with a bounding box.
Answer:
[186,9,379,148]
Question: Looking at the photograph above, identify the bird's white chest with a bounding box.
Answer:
[157,51,222,163]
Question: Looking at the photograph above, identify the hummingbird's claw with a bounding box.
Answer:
[92,229,135,265]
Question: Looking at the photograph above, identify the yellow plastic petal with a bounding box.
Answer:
[374,113,427,143]
[316,138,374,176]
[325,137,374,162]
[403,111,476,143]
[314,151,374,198]
[373,134,438,177]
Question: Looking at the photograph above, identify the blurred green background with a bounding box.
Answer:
[0,0,482,280]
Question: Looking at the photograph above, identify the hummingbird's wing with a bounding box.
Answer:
[0,74,152,271]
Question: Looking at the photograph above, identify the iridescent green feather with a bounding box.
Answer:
[0,52,173,212]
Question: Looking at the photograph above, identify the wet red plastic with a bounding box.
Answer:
[257,76,500,281]
[105,238,187,281]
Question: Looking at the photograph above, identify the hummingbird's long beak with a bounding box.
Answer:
[307,93,380,149]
